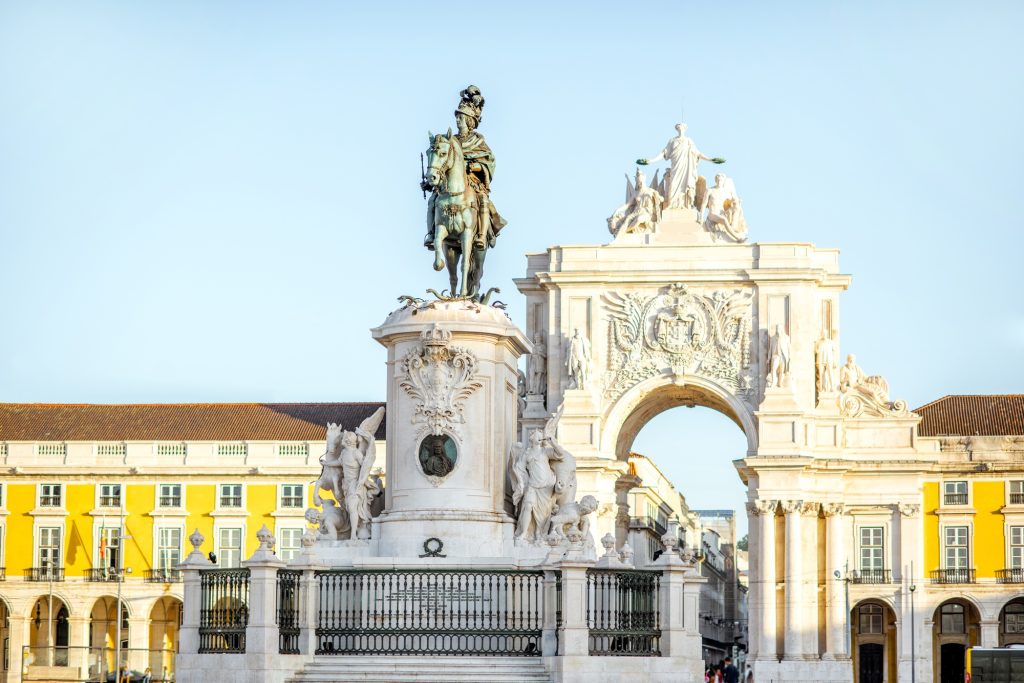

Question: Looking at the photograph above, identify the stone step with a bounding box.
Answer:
[287,655,552,683]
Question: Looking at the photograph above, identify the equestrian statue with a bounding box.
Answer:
[422,85,506,300]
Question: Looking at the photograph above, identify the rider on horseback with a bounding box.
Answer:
[423,86,506,262]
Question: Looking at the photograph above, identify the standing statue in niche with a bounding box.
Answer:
[816,331,839,394]
[311,407,385,541]
[566,328,592,390]
[421,85,507,300]
[607,168,664,237]
[527,331,548,397]
[637,122,725,211]
[765,325,791,388]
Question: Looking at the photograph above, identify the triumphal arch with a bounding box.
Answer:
[516,123,930,683]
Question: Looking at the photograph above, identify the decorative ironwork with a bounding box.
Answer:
[315,569,545,656]
[87,567,124,582]
[1012,493,1024,505]
[586,569,661,656]
[930,568,976,584]
[145,568,183,583]
[25,567,65,582]
[277,569,302,655]
[998,568,1024,584]
[851,569,892,584]
[943,493,969,506]
[199,568,250,653]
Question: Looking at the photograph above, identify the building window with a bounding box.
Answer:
[1011,527,1024,569]
[98,526,122,569]
[945,526,970,569]
[941,602,966,634]
[218,528,243,568]
[0,443,7,460]
[38,527,62,570]
[39,483,62,507]
[859,527,884,571]
[280,485,304,509]
[157,443,187,458]
[278,528,303,562]
[944,481,968,506]
[0,482,4,508]
[858,603,884,634]
[1005,603,1024,634]
[97,443,126,458]
[159,484,182,508]
[38,443,66,458]
[219,484,243,508]
[1011,481,1024,506]
[217,443,247,457]
[279,443,308,458]
[98,484,122,508]
[157,528,182,571]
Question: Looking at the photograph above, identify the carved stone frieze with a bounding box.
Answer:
[753,499,778,515]
[779,500,803,514]
[898,503,920,518]
[398,325,482,439]
[603,284,754,401]
[800,501,821,516]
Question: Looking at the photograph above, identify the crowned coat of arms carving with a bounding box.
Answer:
[603,284,754,401]
[398,325,482,439]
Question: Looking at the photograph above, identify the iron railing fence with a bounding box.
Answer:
[21,645,177,681]
[144,568,183,583]
[277,569,302,654]
[86,568,124,582]
[199,568,250,653]
[931,568,976,584]
[25,567,65,582]
[998,568,1024,583]
[851,569,892,584]
[586,569,661,656]
[315,569,546,656]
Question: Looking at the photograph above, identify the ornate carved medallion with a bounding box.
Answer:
[603,284,753,401]
[398,325,482,439]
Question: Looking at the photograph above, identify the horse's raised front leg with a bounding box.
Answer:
[459,225,473,298]
[433,222,448,272]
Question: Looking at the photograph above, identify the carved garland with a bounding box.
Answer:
[398,325,482,439]
[603,284,754,401]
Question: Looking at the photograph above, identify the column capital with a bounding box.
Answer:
[800,501,821,517]
[753,499,778,515]
[822,502,846,517]
[898,503,921,518]
[779,499,803,514]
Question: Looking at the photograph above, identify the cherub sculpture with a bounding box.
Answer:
[311,407,385,541]
[548,494,598,545]
[304,500,346,541]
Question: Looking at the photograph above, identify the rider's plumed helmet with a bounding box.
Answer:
[454,85,485,126]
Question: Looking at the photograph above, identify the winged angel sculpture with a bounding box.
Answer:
[312,407,385,541]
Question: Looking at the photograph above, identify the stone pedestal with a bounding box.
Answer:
[371,301,531,558]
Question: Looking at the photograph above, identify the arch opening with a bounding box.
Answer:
[850,599,898,683]
[28,596,71,667]
[932,598,981,683]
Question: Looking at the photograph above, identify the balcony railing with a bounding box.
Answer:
[852,569,892,584]
[98,496,122,507]
[87,567,124,582]
[943,493,969,506]
[931,568,976,584]
[26,567,65,582]
[1011,493,1024,505]
[159,496,182,507]
[629,516,668,536]
[997,568,1024,584]
[146,568,183,583]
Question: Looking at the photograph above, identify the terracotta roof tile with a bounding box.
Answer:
[914,395,1024,437]
[0,403,386,442]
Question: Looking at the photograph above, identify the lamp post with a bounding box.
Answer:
[909,561,917,683]
[45,559,54,666]
[114,527,132,679]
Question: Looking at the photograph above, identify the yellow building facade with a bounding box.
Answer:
[0,402,384,683]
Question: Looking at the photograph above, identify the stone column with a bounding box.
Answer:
[897,503,921,681]
[981,620,1000,647]
[614,474,641,550]
[177,531,213,656]
[241,531,287,672]
[542,569,560,656]
[800,502,821,658]
[822,503,849,660]
[781,500,804,660]
[745,502,760,661]
[755,499,778,660]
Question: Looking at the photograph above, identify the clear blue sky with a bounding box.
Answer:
[3,2,1023,534]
